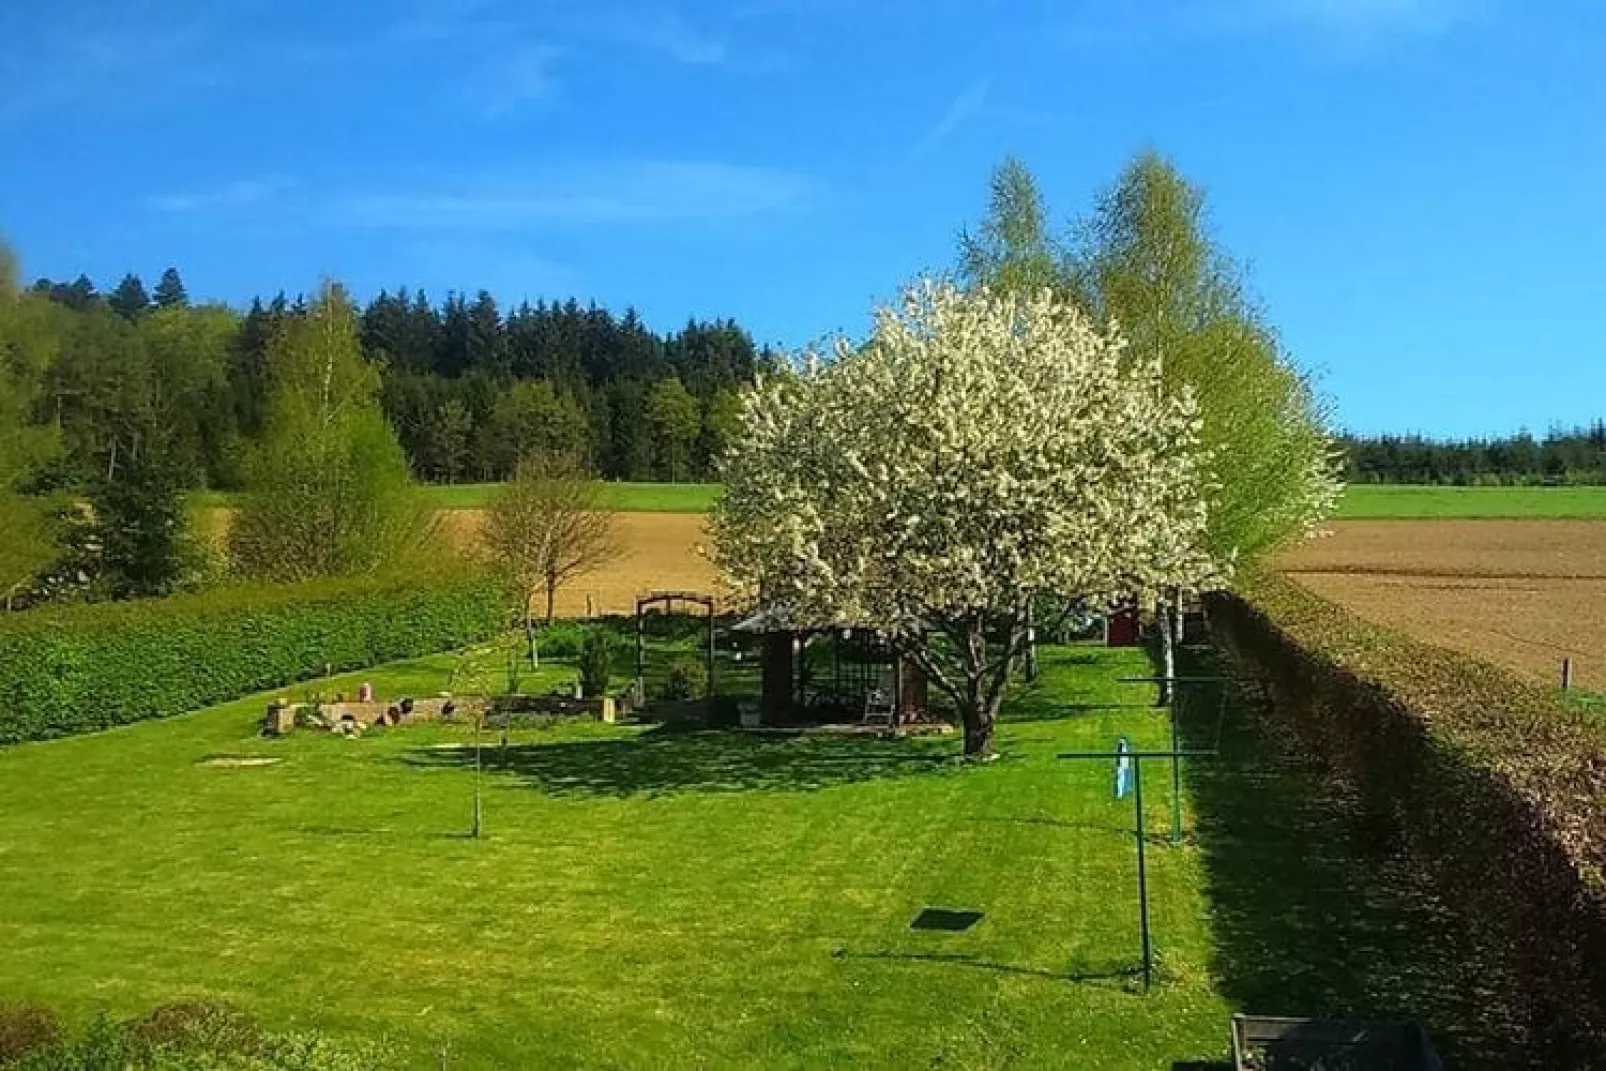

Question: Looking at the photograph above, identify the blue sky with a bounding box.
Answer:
[1,0,1602,437]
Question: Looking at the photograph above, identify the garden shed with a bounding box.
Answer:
[732,609,928,727]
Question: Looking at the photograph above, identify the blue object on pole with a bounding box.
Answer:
[1114,736,1133,799]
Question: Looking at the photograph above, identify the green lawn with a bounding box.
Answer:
[191,482,721,514]
[0,631,1515,1068]
[0,638,1246,1068]
[1337,484,1606,519]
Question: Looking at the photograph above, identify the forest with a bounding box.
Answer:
[12,266,770,493]
[1341,426,1606,486]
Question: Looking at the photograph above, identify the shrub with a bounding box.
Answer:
[661,657,709,702]
[1211,571,1606,1062]
[1,1001,401,1070]
[579,630,614,699]
[124,1001,261,1061]
[0,570,503,744]
[0,1004,63,1064]
[537,622,591,660]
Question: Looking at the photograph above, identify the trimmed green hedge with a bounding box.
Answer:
[1210,572,1606,1064]
[0,572,505,744]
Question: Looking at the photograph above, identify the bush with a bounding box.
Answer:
[123,1001,261,1061]
[0,570,504,744]
[579,630,614,699]
[537,622,591,660]
[0,1004,63,1064]
[1211,571,1606,1062]
[661,657,709,702]
[4,1005,401,1070]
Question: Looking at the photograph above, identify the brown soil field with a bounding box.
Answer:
[440,510,718,617]
[1276,520,1606,690]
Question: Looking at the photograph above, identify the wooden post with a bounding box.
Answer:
[762,631,794,726]
[1562,658,1574,691]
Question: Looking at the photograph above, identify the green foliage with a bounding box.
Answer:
[0,492,54,608]
[0,1004,64,1064]
[660,656,708,702]
[0,571,502,744]
[90,440,191,599]
[646,377,701,482]
[1,999,400,1070]
[958,155,1064,299]
[153,267,188,310]
[537,622,592,659]
[579,629,615,698]
[481,380,591,477]
[1067,152,1338,564]
[230,284,428,580]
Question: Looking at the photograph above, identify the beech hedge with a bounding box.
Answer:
[1209,572,1606,1065]
[0,572,504,744]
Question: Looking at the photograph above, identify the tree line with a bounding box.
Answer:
[9,265,770,495]
[1341,425,1606,485]
[0,244,769,608]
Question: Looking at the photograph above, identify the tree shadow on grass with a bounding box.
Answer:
[1180,648,1533,1070]
[831,949,1136,989]
[402,726,960,798]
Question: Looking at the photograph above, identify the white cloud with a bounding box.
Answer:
[337,161,810,229]
[609,9,729,65]
[150,178,294,214]
[911,78,990,158]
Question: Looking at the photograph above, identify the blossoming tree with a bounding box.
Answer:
[712,281,1224,759]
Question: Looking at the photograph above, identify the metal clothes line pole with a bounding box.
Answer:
[1057,748,1216,993]
[1133,755,1152,991]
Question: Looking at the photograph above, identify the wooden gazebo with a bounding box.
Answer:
[733,609,928,727]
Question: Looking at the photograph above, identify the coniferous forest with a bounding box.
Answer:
[16,267,771,493]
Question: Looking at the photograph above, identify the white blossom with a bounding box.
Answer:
[713,280,1226,757]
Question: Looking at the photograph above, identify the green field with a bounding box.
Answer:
[191,482,721,514]
[1337,484,1606,519]
[194,482,1606,520]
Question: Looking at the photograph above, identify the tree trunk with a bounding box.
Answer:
[525,615,539,668]
[544,575,557,625]
[961,691,1001,760]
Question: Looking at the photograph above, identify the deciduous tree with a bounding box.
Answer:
[647,376,699,482]
[230,282,426,579]
[482,452,620,658]
[714,281,1222,759]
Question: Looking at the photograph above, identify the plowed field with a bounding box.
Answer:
[442,510,719,617]
[1276,521,1606,690]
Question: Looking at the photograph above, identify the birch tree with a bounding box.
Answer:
[230,283,427,579]
[713,281,1222,759]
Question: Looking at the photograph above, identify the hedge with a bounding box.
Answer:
[0,571,506,744]
[1209,572,1606,1066]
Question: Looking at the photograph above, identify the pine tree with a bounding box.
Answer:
[108,274,151,321]
[153,267,189,309]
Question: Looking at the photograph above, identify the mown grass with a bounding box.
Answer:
[191,482,721,514]
[1338,484,1606,519]
[0,639,1247,1068]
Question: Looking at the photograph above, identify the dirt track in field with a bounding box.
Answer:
[1275,521,1606,690]
[442,511,719,618]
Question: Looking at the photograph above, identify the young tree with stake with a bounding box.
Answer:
[713,281,1223,760]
